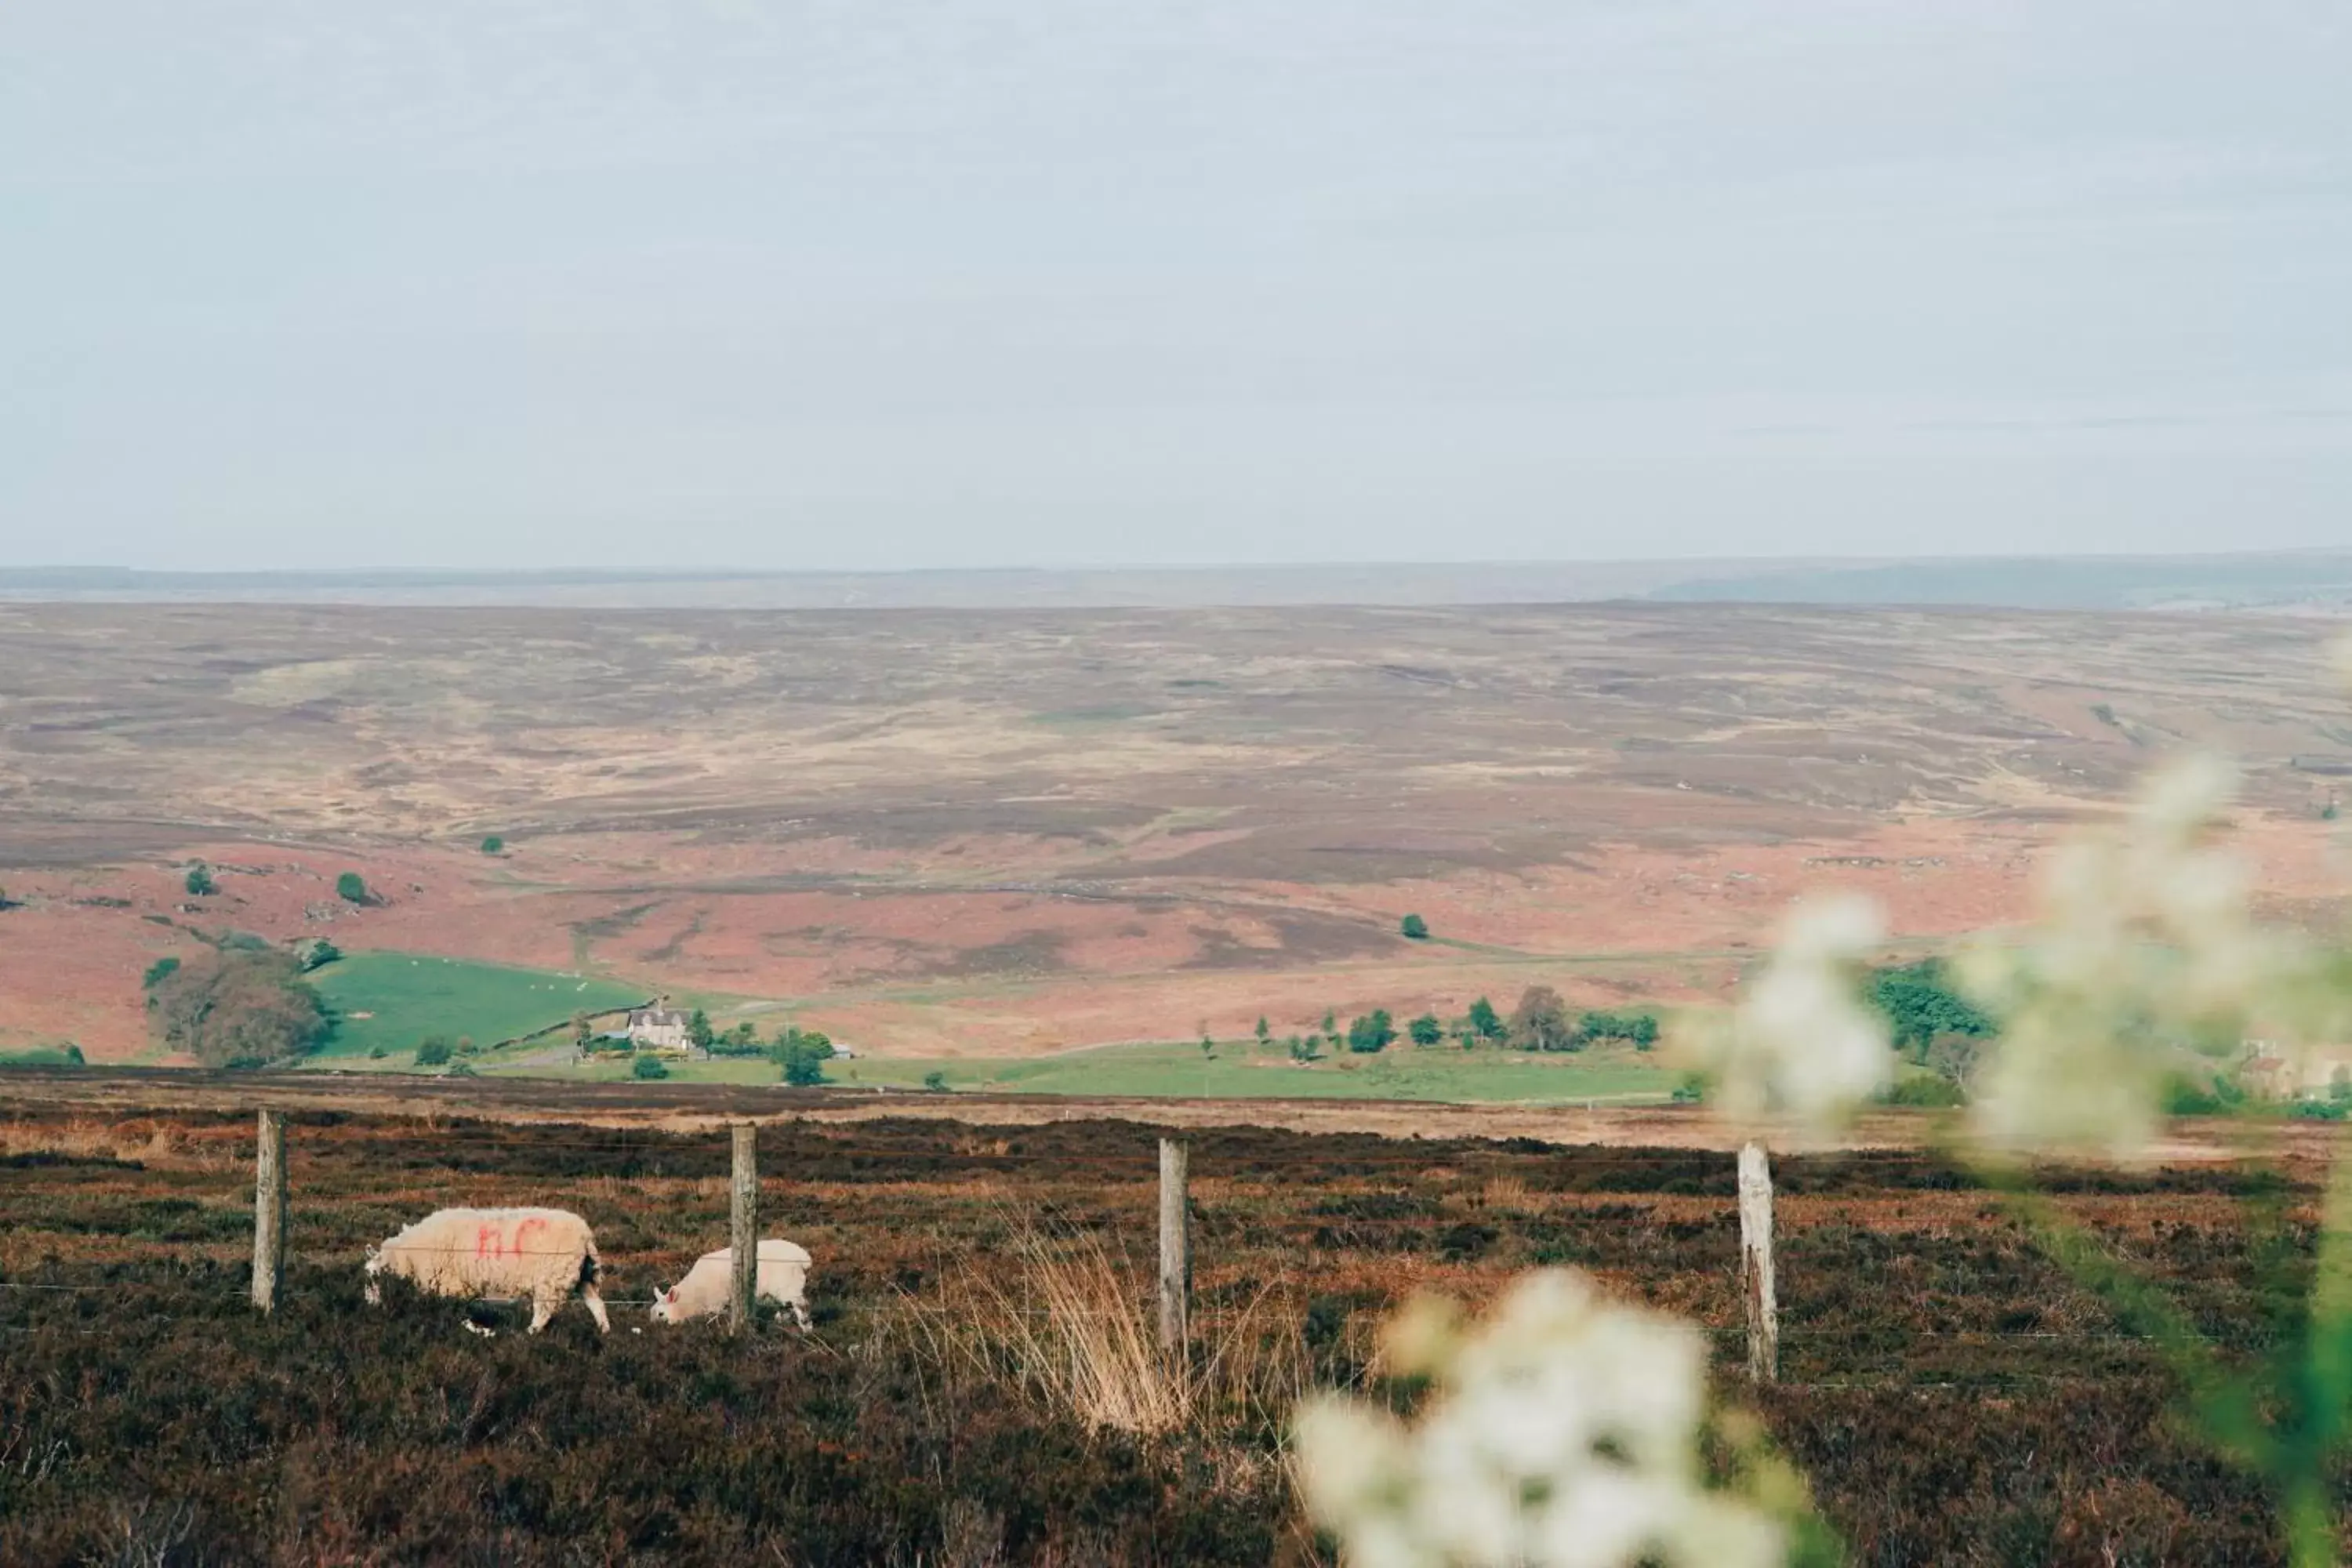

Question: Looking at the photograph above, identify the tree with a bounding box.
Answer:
[1400,913,1430,940]
[141,956,182,992]
[1467,996,1504,1043]
[1408,1012,1443,1047]
[688,1008,714,1051]
[1509,985,1576,1051]
[335,872,368,905]
[633,1053,670,1080]
[570,1010,593,1054]
[922,1069,949,1092]
[292,937,340,972]
[1926,1030,1986,1090]
[1346,1009,1396,1053]
[1868,960,1995,1058]
[1322,1008,1338,1035]
[148,947,329,1068]
[1288,1035,1316,1063]
[184,865,216,898]
[481,836,505,855]
[780,1033,829,1087]
[414,1036,454,1067]
[1255,1015,1272,1044]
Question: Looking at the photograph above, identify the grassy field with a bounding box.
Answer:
[499,1036,1679,1104]
[309,953,646,1059]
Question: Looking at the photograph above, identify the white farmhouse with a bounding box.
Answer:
[626,1000,692,1052]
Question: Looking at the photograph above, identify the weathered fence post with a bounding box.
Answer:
[729,1122,759,1334]
[1737,1139,1778,1383]
[252,1109,286,1315]
[1157,1137,1189,1356]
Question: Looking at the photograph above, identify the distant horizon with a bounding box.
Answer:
[10,543,2352,579]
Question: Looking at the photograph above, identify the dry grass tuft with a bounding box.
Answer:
[886,1214,1311,1440]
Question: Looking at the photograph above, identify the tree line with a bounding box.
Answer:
[1247,987,1662,1060]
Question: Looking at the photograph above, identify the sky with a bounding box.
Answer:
[3,2,2348,572]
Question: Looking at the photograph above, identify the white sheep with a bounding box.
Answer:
[363,1207,611,1334]
[649,1240,812,1327]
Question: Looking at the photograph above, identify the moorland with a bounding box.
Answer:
[1,601,2347,1073]
[0,1100,2323,1565]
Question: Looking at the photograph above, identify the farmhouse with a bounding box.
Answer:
[625,1001,691,1052]
[2238,1040,2352,1101]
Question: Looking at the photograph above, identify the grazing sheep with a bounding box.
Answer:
[363,1207,610,1334]
[650,1240,812,1327]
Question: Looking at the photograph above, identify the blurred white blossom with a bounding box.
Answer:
[1293,1270,1784,1568]
[1962,755,2339,1157]
[1682,894,1893,1134]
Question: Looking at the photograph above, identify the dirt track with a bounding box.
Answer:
[0,1065,2324,1166]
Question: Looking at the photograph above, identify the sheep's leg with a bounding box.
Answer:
[581,1282,612,1334]
[528,1290,557,1334]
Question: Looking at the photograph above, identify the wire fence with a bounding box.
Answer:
[0,1107,2276,1391]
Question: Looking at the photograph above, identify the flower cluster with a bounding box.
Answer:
[1957,755,2344,1156]
[1680,894,1893,1134]
[1292,1270,1784,1568]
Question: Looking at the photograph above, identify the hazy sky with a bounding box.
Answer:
[5,2,2348,571]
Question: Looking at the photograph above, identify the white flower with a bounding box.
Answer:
[1293,1270,1785,1568]
[1689,894,1892,1133]
[1965,755,2323,1157]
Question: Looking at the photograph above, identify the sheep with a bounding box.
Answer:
[649,1239,812,1328]
[363,1207,611,1334]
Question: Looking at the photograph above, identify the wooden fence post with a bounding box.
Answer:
[1158,1137,1189,1356]
[1737,1139,1777,1383]
[252,1109,286,1315]
[730,1122,759,1335]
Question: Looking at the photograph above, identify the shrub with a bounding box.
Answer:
[1576,1010,1659,1048]
[445,1061,477,1078]
[1345,1010,1395,1054]
[481,835,505,854]
[1408,1013,1443,1047]
[631,1054,670,1080]
[0,1044,83,1069]
[183,865,216,897]
[1877,1075,1967,1108]
[1467,996,1504,1042]
[413,1036,453,1067]
[147,948,329,1068]
[140,956,182,991]
[1400,913,1430,940]
[923,1070,949,1091]
[291,937,339,972]
[1289,1035,1317,1062]
[1669,1072,1708,1105]
[335,872,368,904]
[2161,1072,2245,1117]
[366,1044,387,1060]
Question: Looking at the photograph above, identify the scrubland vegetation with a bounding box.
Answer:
[0,1105,2323,1564]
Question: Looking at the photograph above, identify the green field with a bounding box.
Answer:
[496,1037,1677,1105]
[310,953,647,1060]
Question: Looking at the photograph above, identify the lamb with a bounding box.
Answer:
[363,1207,611,1334]
[649,1239,812,1327]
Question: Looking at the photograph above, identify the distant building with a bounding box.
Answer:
[626,1001,691,1052]
[2239,1040,2352,1100]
